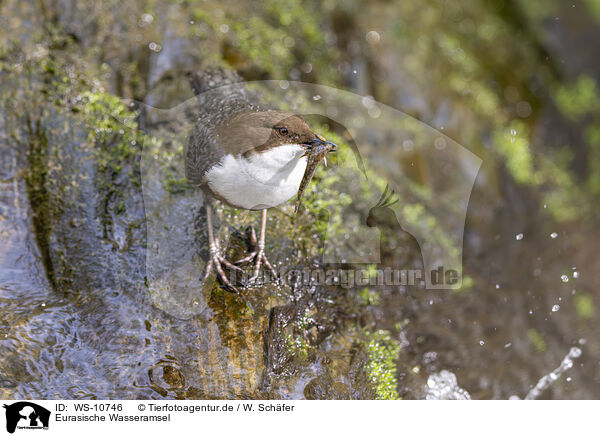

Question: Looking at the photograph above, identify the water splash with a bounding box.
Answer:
[511,347,582,400]
[427,347,582,400]
[426,370,471,400]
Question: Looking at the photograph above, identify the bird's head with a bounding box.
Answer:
[217,110,337,156]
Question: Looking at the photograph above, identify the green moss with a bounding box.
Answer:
[164,175,192,194]
[75,91,143,202]
[78,92,142,170]
[116,199,126,215]
[357,287,381,306]
[492,118,590,221]
[574,293,595,320]
[555,75,600,120]
[494,121,538,186]
[365,330,401,400]
[452,274,474,292]
[219,0,337,80]
[23,120,57,289]
[286,334,310,359]
[284,309,315,359]
[527,328,547,353]
[296,308,315,330]
[539,157,588,222]
[584,0,600,23]
[585,124,600,196]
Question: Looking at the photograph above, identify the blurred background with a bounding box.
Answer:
[0,0,599,399]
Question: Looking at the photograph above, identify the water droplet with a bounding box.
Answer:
[312,94,321,101]
[402,139,414,151]
[566,377,572,382]
[219,23,229,33]
[479,340,485,346]
[510,129,517,135]
[495,284,500,289]
[515,233,524,240]
[352,117,365,128]
[368,106,381,118]
[550,232,558,239]
[141,13,154,24]
[573,271,579,279]
[366,30,380,43]
[284,36,295,48]
[529,310,533,314]
[552,304,560,312]
[561,275,569,282]
[148,42,161,52]
[434,137,447,150]
[361,95,376,108]
[279,80,289,90]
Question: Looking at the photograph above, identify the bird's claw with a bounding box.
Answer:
[204,243,242,293]
[238,248,278,283]
[234,226,277,282]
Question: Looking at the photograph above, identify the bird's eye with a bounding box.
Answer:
[278,127,288,136]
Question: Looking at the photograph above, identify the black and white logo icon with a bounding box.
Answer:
[2,402,50,434]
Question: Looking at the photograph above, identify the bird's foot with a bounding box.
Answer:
[204,242,243,292]
[236,248,277,283]
[235,226,277,283]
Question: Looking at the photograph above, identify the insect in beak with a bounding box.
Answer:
[295,135,337,213]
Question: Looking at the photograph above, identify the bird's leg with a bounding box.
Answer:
[236,209,277,282]
[251,209,278,281]
[203,201,242,292]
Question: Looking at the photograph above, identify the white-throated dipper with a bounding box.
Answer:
[186,69,336,291]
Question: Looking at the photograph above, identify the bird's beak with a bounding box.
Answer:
[302,135,338,166]
[317,134,338,151]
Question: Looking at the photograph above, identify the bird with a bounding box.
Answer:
[185,69,337,291]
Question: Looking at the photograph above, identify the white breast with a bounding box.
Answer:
[205,144,308,210]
